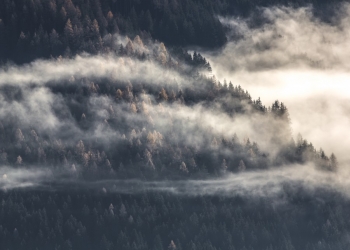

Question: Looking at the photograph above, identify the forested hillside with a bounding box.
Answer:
[0,36,337,178]
[0,33,340,250]
[0,0,346,250]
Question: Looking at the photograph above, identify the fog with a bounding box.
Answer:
[0,8,349,201]
[0,53,184,87]
[1,163,349,203]
[0,167,52,190]
[0,56,287,157]
[93,163,339,198]
[201,4,350,164]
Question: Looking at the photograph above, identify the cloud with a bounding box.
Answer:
[0,19,345,202]
[213,5,350,72]
[142,100,289,157]
[0,167,52,190]
[0,56,289,159]
[0,87,67,131]
[0,53,184,87]
[90,162,350,201]
[199,4,350,163]
[4,163,350,205]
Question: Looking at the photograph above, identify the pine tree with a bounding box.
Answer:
[238,160,246,172]
[168,240,177,250]
[330,153,338,170]
[64,19,74,46]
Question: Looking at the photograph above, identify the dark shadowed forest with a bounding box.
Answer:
[0,0,346,63]
[0,0,348,249]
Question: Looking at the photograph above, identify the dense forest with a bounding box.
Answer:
[2,187,350,250]
[0,35,340,249]
[0,38,337,178]
[0,0,346,249]
[0,0,346,63]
